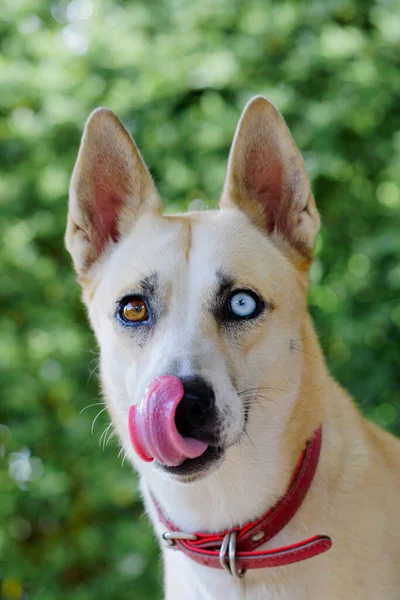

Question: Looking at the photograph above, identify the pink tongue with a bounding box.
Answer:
[128,375,208,467]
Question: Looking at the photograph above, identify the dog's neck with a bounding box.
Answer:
[141,315,331,536]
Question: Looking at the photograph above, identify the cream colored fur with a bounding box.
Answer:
[66,97,400,599]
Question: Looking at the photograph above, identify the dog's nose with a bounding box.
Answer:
[174,376,216,442]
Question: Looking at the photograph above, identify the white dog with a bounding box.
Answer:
[66,96,400,599]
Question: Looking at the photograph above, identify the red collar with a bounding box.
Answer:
[153,426,331,578]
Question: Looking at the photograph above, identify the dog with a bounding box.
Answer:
[66,96,400,599]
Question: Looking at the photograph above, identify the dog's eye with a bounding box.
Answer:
[228,291,259,319]
[119,297,149,323]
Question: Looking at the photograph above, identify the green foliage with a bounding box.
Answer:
[1,0,399,597]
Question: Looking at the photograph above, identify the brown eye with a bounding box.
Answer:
[121,297,149,323]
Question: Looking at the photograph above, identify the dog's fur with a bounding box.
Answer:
[66,97,400,599]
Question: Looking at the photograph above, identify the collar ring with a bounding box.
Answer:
[219,531,246,579]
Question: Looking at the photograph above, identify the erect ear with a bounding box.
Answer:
[220,96,320,270]
[66,108,161,279]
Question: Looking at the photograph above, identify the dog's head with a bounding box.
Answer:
[66,97,320,485]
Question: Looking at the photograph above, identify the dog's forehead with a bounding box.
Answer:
[97,207,293,300]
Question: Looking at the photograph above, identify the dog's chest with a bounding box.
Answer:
[166,577,303,600]
[205,581,301,600]
[164,551,306,600]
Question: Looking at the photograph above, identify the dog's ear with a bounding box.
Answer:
[220,96,320,270]
[66,108,161,278]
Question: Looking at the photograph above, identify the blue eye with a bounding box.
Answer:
[229,291,258,318]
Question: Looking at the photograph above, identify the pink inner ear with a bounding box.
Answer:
[89,160,126,255]
[245,146,293,237]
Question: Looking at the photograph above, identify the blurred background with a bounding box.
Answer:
[1,0,400,598]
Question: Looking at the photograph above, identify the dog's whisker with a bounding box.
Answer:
[123,259,148,280]
[243,430,258,454]
[136,251,158,281]
[241,394,304,422]
[257,386,291,394]
[123,253,158,284]
[255,396,304,419]
[87,363,100,385]
[239,386,291,395]
[121,450,129,467]
[99,421,114,449]
[84,348,100,356]
[242,396,264,409]
[242,394,274,409]
[290,332,326,344]
[79,402,105,415]
[91,407,108,435]
[255,394,289,408]
[99,428,109,449]
[290,347,320,360]
[105,427,116,449]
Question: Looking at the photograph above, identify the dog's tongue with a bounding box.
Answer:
[128,375,208,467]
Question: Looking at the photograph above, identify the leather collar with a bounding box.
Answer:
[152,426,332,578]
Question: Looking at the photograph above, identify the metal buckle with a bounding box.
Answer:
[219,532,246,579]
[162,530,198,548]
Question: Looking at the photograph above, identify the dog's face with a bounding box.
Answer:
[66,97,320,483]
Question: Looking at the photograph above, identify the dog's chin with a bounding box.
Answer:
[156,446,224,483]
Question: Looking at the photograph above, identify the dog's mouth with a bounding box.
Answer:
[128,375,231,480]
[156,445,224,480]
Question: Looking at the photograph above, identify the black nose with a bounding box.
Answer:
[175,376,216,442]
